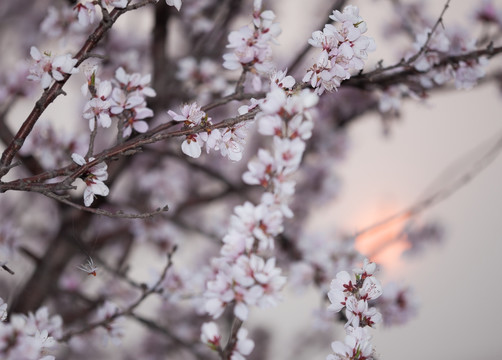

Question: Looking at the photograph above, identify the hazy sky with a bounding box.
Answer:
[262,1,502,359]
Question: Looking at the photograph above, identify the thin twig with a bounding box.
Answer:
[222,317,243,359]
[402,0,450,66]
[131,313,207,360]
[59,247,176,342]
[353,130,502,238]
[44,191,169,219]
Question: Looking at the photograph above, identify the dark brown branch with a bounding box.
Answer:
[345,44,502,90]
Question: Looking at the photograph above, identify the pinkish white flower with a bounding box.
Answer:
[27,47,78,89]
[222,4,280,73]
[200,322,221,350]
[304,5,374,94]
[114,67,156,97]
[327,326,373,360]
[71,153,109,207]
[95,301,124,345]
[168,102,205,127]
[74,2,97,27]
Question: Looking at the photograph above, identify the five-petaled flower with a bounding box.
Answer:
[71,153,109,207]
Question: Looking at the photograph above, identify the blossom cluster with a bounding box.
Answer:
[82,66,155,137]
[408,26,488,90]
[201,69,318,358]
[303,5,376,94]
[326,259,382,360]
[0,299,62,360]
[223,0,281,81]
[378,1,500,115]
[168,102,250,160]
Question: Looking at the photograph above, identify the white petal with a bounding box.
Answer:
[181,139,202,158]
[234,302,248,321]
[30,46,42,61]
[71,153,86,165]
[133,121,148,133]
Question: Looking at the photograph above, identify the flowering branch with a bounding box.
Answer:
[0,110,258,195]
[0,1,157,178]
[347,43,502,89]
